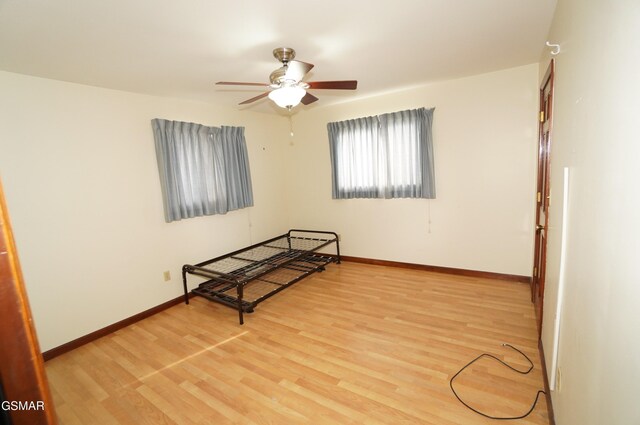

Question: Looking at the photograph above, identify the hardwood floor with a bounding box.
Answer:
[45,262,550,424]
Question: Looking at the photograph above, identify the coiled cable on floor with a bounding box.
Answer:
[449,343,546,420]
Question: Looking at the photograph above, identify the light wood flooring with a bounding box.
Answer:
[45,261,550,424]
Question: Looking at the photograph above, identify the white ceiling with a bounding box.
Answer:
[0,0,556,114]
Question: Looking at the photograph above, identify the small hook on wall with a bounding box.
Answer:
[546,41,561,55]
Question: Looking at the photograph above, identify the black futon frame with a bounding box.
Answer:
[182,229,340,324]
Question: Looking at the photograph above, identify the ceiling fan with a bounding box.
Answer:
[216,47,357,110]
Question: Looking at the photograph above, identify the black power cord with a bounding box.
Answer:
[449,343,546,420]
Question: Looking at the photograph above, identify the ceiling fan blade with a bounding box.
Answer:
[239,92,269,105]
[284,61,314,81]
[301,92,319,105]
[307,80,358,90]
[216,81,269,87]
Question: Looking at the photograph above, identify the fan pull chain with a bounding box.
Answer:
[289,113,295,145]
[427,199,432,233]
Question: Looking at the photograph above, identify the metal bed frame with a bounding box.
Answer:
[182,229,340,324]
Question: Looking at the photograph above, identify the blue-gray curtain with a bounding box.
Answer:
[328,116,381,198]
[327,107,435,199]
[151,119,253,222]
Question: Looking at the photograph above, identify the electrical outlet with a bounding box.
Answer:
[163,270,171,282]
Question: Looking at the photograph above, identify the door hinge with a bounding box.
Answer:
[537,191,541,202]
[540,111,545,122]
[534,266,538,277]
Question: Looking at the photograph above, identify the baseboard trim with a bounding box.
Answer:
[340,255,531,283]
[42,293,192,361]
[42,258,530,361]
[538,340,557,425]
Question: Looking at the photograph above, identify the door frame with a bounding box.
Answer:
[0,181,57,425]
[532,59,555,335]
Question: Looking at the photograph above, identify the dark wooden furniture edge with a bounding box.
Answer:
[339,255,532,283]
[42,293,193,361]
[1,181,58,424]
[538,339,557,425]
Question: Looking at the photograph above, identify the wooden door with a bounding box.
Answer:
[532,60,554,335]
[0,180,57,425]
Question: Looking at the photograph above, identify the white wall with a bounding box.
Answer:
[0,63,542,353]
[0,71,289,351]
[286,64,539,276]
[540,1,640,424]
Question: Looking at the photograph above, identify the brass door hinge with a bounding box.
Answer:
[540,111,545,122]
[537,191,541,202]
[534,266,538,277]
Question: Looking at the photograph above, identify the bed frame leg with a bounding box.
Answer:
[182,266,190,305]
[238,284,244,325]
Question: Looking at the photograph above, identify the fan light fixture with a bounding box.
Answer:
[268,86,306,108]
[215,47,358,108]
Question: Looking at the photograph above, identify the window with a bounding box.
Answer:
[151,119,253,223]
[327,107,435,199]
